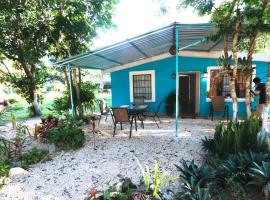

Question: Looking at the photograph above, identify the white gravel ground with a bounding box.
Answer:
[0,117,217,200]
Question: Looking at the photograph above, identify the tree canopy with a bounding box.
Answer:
[0,0,118,116]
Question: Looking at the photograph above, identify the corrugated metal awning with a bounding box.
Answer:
[55,22,228,70]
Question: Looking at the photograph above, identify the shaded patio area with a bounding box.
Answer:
[0,117,217,200]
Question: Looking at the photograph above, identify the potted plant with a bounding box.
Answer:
[165,91,176,117]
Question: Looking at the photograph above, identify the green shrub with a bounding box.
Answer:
[52,81,97,114]
[21,147,48,169]
[48,117,85,150]
[0,158,12,177]
[202,118,265,156]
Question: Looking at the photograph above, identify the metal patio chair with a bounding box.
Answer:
[111,107,134,138]
[133,96,145,105]
[97,99,112,124]
[209,96,229,121]
[143,100,163,128]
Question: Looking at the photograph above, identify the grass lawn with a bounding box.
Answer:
[0,90,112,125]
[0,100,29,125]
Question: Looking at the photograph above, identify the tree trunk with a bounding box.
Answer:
[245,35,256,118]
[263,63,270,131]
[231,11,241,121]
[245,0,268,118]
[78,68,83,116]
[32,90,41,116]
[63,67,70,87]
[73,67,82,117]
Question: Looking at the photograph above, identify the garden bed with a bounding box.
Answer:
[0,117,216,200]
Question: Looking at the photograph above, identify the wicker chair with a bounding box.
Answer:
[209,96,229,121]
[111,107,134,138]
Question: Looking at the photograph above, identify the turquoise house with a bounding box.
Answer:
[108,53,269,118]
[56,23,270,119]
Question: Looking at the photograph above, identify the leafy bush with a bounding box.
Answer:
[101,179,135,200]
[36,115,59,140]
[48,117,85,150]
[21,147,48,169]
[202,118,265,156]
[0,158,12,177]
[52,81,97,114]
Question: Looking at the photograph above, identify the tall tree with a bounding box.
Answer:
[241,0,270,118]
[0,0,117,116]
[48,0,117,117]
[0,0,50,115]
[181,0,241,121]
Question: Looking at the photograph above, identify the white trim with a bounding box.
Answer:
[104,51,270,73]
[129,70,156,103]
[180,51,270,62]
[179,51,221,59]
[206,66,256,102]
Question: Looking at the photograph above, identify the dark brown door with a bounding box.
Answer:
[179,74,196,118]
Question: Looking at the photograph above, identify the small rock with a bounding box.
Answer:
[9,167,29,179]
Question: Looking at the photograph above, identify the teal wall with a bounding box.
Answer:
[110,56,269,118]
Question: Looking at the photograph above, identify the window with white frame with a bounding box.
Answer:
[208,67,254,99]
[129,70,155,102]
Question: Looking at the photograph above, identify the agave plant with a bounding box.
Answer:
[135,157,179,199]
[249,161,270,198]
[201,137,215,153]
[208,118,264,156]
[189,187,211,200]
[181,177,211,200]
[237,150,269,170]
[175,159,215,188]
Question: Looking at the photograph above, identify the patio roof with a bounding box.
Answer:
[55,22,228,70]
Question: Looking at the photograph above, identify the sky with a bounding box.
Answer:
[92,0,211,49]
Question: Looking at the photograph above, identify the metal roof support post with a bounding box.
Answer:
[175,26,179,139]
[68,64,76,119]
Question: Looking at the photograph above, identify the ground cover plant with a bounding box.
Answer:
[21,147,48,169]
[35,114,86,150]
[86,159,179,200]
[176,151,270,199]
[175,117,270,200]
[48,116,86,150]
[201,117,266,156]
[0,158,12,178]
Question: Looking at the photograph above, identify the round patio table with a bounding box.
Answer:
[120,104,148,130]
